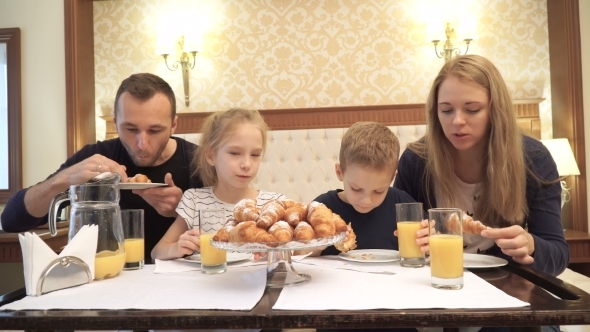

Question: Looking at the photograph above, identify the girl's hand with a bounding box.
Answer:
[393,219,431,253]
[173,229,201,258]
[253,252,267,260]
[481,225,535,265]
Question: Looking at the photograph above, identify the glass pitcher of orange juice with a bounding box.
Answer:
[48,172,126,280]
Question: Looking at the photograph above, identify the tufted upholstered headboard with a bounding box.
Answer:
[170,100,543,204]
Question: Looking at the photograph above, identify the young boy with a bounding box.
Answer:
[309,121,415,256]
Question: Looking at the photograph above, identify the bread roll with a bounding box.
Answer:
[127,173,151,183]
[307,201,336,238]
[256,200,285,229]
[294,221,315,241]
[268,221,294,243]
[234,199,259,222]
[228,221,277,243]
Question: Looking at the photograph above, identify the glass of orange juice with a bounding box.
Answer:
[121,209,145,270]
[198,209,227,274]
[428,208,463,289]
[396,203,425,267]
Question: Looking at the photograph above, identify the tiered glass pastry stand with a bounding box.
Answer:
[211,232,346,288]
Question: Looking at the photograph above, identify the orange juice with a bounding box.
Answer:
[429,234,463,278]
[200,233,226,265]
[397,221,423,258]
[94,249,126,280]
[124,238,144,263]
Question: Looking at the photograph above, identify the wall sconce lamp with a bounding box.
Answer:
[541,138,581,208]
[432,23,472,62]
[160,35,197,106]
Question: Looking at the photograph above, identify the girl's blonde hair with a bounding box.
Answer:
[408,55,526,227]
[193,108,269,186]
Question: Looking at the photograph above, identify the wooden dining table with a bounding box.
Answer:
[0,263,589,331]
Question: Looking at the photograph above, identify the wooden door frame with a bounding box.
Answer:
[63,0,587,232]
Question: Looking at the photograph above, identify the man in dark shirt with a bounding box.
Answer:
[1,73,203,262]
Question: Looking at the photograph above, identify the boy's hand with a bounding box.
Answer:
[393,219,431,253]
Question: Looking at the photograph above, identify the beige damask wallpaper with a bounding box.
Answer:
[94,0,552,140]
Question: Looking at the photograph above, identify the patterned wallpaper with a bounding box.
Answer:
[94,0,552,140]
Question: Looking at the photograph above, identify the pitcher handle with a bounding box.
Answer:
[48,191,70,236]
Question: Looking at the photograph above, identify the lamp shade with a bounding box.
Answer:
[540,138,581,177]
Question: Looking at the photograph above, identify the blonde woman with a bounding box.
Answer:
[394,55,568,276]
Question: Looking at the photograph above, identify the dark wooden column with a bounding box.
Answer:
[64,0,95,156]
[547,0,587,233]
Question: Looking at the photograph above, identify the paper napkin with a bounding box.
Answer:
[18,225,98,296]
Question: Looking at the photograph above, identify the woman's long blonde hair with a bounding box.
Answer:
[408,55,527,227]
[192,108,269,187]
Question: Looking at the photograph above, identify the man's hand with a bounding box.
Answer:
[133,173,182,217]
[24,154,127,218]
[60,154,128,186]
[481,225,535,265]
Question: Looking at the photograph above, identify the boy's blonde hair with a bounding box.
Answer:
[339,122,400,175]
[193,108,269,186]
[408,54,527,227]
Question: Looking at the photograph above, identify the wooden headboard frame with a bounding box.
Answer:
[175,99,543,138]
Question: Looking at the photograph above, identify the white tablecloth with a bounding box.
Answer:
[1,265,267,311]
[273,263,529,310]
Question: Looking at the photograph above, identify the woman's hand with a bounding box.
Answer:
[481,225,535,265]
[173,229,201,258]
[393,219,431,253]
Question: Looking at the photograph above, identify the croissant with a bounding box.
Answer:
[234,199,259,222]
[268,221,294,243]
[127,173,151,183]
[280,199,297,209]
[212,218,238,242]
[294,221,315,241]
[307,201,336,238]
[447,212,489,234]
[335,226,357,253]
[228,221,277,243]
[284,202,307,227]
[256,200,285,229]
[332,213,349,233]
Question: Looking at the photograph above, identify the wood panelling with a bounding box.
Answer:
[547,0,587,232]
[0,28,22,204]
[64,0,95,156]
[101,100,541,139]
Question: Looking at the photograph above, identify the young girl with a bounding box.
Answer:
[151,108,285,260]
[394,55,568,277]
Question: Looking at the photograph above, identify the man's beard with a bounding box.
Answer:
[123,142,168,167]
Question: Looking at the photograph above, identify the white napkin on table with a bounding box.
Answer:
[18,225,98,296]
[1,265,267,311]
[274,263,529,310]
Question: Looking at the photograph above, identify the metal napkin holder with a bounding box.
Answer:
[36,256,92,296]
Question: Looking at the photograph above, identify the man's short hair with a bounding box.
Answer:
[339,122,400,173]
[114,73,176,119]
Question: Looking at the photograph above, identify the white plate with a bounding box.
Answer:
[463,253,508,268]
[338,249,400,263]
[180,252,253,264]
[118,183,167,190]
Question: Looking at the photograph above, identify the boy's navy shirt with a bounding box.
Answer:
[313,187,415,256]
